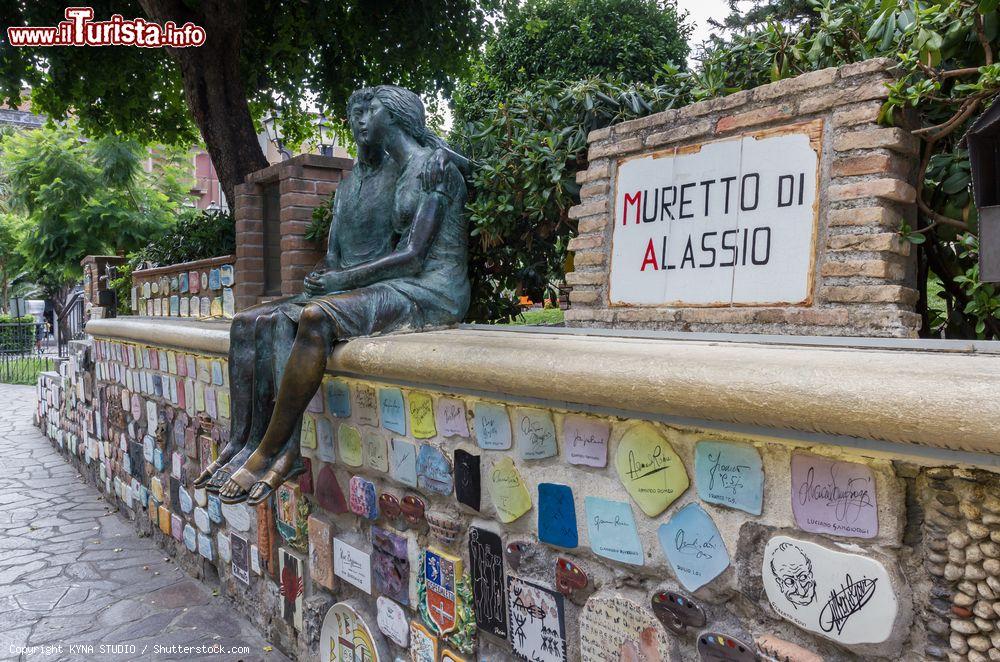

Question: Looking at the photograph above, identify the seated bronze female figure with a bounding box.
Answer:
[192,85,469,505]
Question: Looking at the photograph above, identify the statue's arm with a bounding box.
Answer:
[323,191,344,269]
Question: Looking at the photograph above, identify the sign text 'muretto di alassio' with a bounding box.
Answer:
[609,121,822,307]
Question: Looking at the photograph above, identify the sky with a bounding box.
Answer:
[677,0,735,63]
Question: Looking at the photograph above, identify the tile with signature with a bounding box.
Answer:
[537,483,578,549]
[790,452,877,538]
[657,503,729,591]
[473,402,511,450]
[584,496,643,565]
[454,449,481,511]
[513,407,557,461]
[614,423,688,517]
[695,441,764,515]
[379,387,407,435]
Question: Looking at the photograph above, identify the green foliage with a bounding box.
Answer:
[128,209,235,268]
[454,76,692,321]
[306,196,334,244]
[0,122,186,295]
[0,316,35,354]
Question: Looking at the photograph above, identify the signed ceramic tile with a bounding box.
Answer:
[354,384,379,426]
[537,483,578,549]
[276,482,301,543]
[695,440,764,515]
[207,493,223,524]
[584,496,643,566]
[379,387,407,435]
[363,431,389,473]
[563,415,610,468]
[506,574,567,662]
[301,415,318,451]
[338,424,363,467]
[197,532,213,561]
[326,379,351,418]
[408,392,437,439]
[390,439,418,488]
[222,502,252,532]
[178,487,193,514]
[488,457,532,524]
[614,423,689,517]
[790,452,877,538]
[183,523,197,552]
[194,506,211,533]
[217,531,232,563]
[474,402,511,450]
[307,515,334,590]
[334,537,372,594]
[349,476,378,520]
[468,527,507,638]
[657,503,730,591]
[377,596,409,647]
[435,398,469,438]
[416,445,453,496]
[316,417,336,463]
[454,449,480,511]
[513,407,557,461]
[170,514,184,542]
[762,535,897,644]
[579,595,671,662]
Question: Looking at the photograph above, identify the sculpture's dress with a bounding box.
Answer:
[283,148,470,336]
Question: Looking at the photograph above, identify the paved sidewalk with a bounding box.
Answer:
[0,384,290,662]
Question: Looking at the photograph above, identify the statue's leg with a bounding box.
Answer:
[194,306,269,488]
[207,309,281,491]
[220,304,334,504]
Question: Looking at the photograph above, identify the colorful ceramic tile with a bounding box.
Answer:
[421,548,461,635]
[487,457,531,524]
[579,595,671,662]
[363,431,389,473]
[372,526,410,605]
[276,483,301,543]
[454,449,480,511]
[222,502,252,532]
[354,384,379,426]
[379,388,406,435]
[506,574,567,662]
[158,505,171,535]
[468,527,507,638]
[763,535,898,645]
[435,398,469,438]
[350,476,378,520]
[308,515,334,590]
[408,392,436,439]
[179,272,189,293]
[231,533,250,587]
[315,465,349,514]
[316,417,336,463]
[513,408,557,461]
[153,447,165,472]
[301,415,318,450]
[326,379,351,417]
[563,415,610,468]
[790,452,877,538]
[320,602,386,662]
[474,402,511,450]
[537,483,578,549]
[390,438,418,488]
[584,496,643,565]
[209,268,221,290]
[377,596,409,647]
[220,264,234,287]
[695,440,764,515]
[338,425,363,467]
[171,514,184,542]
[409,621,438,662]
[178,487,193,514]
[416,445,453,495]
[211,360,224,386]
[279,548,305,630]
[614,423,689,517]
[307,387,325,413]
[207,493,223,524]
[657,503,730,591]
[334,537,372,594]
[171,451,182,479]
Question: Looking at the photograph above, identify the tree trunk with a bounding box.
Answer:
[137,0,267,206]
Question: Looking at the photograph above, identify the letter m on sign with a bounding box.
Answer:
[623,191,642,225]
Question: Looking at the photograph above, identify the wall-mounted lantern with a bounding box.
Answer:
[967,102,1000,283]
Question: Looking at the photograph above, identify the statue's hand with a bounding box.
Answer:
[419,148,449,191]
[303,269,348,296]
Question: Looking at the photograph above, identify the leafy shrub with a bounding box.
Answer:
[0,315,36,353]
[129,208,235,268]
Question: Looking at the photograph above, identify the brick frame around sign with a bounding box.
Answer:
[566,58,921,338]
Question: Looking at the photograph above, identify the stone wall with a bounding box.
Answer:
[566,58,922,337]
[36,320,1000,662]
[130,255,236,319]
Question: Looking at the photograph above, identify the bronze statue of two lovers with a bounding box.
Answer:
[193,86,470,505]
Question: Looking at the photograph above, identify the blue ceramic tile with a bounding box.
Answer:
[316,417,336,463]
[208,268,221,290]
[474,402,511,450]
[584,497,643,565]
[538,483,578,548]
[207,493,223,524]
[390,438,417,487]
[657,503,730,591]
[153,448,164,472]
[326,379,351,418]
[211,361,224,386]
[379,388,406,435]
[694,441,764,515]
[513,408,557,460]
[416,444,453,495]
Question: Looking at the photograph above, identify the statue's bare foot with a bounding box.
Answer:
[246,455,306,507]
[218,466,263,504]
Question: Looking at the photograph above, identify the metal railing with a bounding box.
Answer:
[0,322,55,384]
[57,290,85,357]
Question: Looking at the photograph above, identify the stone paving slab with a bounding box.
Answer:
[0,384,291,662]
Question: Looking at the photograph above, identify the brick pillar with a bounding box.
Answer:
[233,154,352,311]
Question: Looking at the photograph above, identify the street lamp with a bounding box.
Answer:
[314,113,336,157]
[262,113,292,161]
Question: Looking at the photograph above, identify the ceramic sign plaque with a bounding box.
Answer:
[409,621,438,662]
[506,575,567,662]
[309,516,335,590]
[694,440,764,515]
[316,418,336,463]
[584,497,643,565]
[762,535,897,645]
[377,596,409,648]
[320,601,385,662]
[231,534,250,587]
[280,548,305,630]
[326,379,351,418]
[354,385,379,427]
[416,445,453,496]
[488,457,532,524]
[454,449,481,511]
[363,431,389,473]
[379,388,406,435]
[408,392,437,439]
[468,527,507,638]
[657,503,730,591]
[474,402,511,450]
[222,502,252,532]
[563,415,610,468]
[790,452,877,538]
[338,425,363,467]
[614,423,689,517]
[579,595,671,662]
[513,407,557,461]
[334,537,372,594]
[349,476,378,520]
[422,548,461,635]
[390,439,418,487]
[537,483,578,549]
[435,398,469,438]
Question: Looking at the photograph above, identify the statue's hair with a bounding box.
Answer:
[371,85,450,152]
[347,87,375,113]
